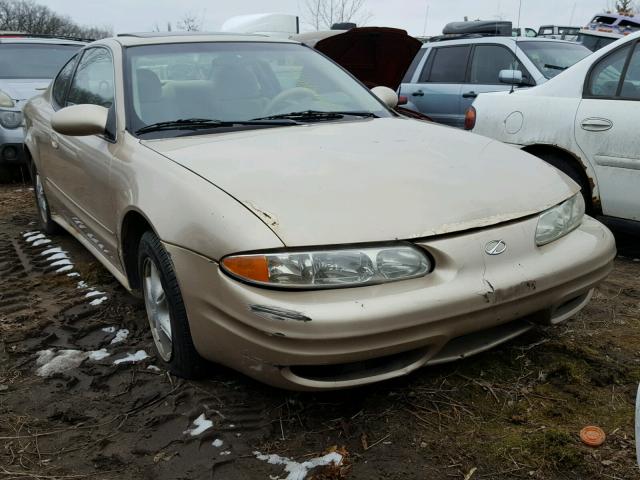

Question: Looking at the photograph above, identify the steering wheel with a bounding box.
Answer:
[262,87,317,117]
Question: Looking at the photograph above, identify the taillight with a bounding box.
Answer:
[464,106,476,131]
[398,95,408,105]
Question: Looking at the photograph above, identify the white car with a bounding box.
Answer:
[469,31,640,227]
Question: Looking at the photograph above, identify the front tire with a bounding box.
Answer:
[31,164,61,235]
[138,230,206,378]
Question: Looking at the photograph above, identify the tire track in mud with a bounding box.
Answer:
[0,199,277,480]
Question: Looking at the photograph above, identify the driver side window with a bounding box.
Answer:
[67,48,115,108]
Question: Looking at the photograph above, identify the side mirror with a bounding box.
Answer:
[51,104,109,136]
[498,69,524,86]
[371,86,399,109]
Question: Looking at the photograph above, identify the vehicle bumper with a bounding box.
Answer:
[0,125,26,166]
[166,215,615,390]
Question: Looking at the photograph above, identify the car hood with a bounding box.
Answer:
[297,27,422,90]
[0,79,50,102]
[142,118,577,247]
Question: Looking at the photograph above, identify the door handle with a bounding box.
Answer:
[580,117,613,132]
[50,133,59,149]
[412,90,424,97]
[462,91,478,99]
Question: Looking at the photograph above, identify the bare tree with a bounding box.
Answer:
[177,11,203,32]
[616,0,637,14]
[0,0,111,38]
[304,0,372,30]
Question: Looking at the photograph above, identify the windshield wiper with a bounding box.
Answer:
[543,64,568,71]
[135,118,298,135]
[252,110,378,122]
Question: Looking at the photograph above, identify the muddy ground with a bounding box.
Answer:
[0,183,639,480]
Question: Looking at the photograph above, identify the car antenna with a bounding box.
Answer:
[511,0,523,94]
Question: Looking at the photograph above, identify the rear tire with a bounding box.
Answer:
[31,163,61,235]
[137,230,206,379]
[534,151,592,213]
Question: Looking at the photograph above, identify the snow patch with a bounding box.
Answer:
[77,281,88,289]
[183,413,213,436]
[55,265,73,273]
[102,326,116,333]
[50,259,72,267]
[90,296,108,306]
[113,350,148,365]
[147,365,161,372]
[110,329,129,344]
[212,439,224,448]
[85,290,106,298]
[23,231,39,237]
[253,451,343,480]
[67,272,80,278]
[220,450,231,456]
[25,233,45,242]
[88,349,110,361]
[46,252,69,261]
[33,239,52,246]
[41,247,63,256]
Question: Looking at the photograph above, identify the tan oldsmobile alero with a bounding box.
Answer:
[23,32,616,390]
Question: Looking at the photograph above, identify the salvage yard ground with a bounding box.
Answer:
[0,184,639,480]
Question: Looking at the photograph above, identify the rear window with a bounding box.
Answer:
[591,16,617,25]
[518,41,591,79]
[0,44,80,79]
[421,46,471,83]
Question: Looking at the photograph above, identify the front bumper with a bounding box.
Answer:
[0,124,26,166]
[166,215,615,390]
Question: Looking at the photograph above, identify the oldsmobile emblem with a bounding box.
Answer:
[485,240,507,256]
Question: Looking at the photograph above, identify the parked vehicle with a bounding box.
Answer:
[400,36,591,127]
[469,31,640,229]
[291,27,430,119]
[586,13,640,36]
[512,27,538,38]
[24,32,615,390]
[0,34,85,180]
[538,25,580,39]
[576,28,622,51]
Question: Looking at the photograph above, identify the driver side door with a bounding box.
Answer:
[46,47,120,264]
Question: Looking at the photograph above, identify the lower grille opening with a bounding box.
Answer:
[288,347,429,383]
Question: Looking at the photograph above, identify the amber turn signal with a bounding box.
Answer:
[222,255,269,283]
[464,106,476,131]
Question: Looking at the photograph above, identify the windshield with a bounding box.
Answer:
[0,44,80,79]
[124,41,391,136]
[518,41,591,79]
[577,33,618,52]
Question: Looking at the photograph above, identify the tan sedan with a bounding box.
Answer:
[23,33,616,390]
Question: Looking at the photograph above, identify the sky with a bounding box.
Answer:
[44,0,621,36]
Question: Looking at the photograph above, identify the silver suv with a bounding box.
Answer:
[399,36,591,128]
[0,34,84,179]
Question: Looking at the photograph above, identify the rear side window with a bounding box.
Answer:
[52,54,78,108]
[620,45,640,99]
[420,46,471,83]
[402,48,428,83]
[587,44,632,97]
[469,45,529,84]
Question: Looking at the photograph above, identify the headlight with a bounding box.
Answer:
[535,194,585,246]
[221,244,432,289]
[0,90,14,108]
[0,109,23,129]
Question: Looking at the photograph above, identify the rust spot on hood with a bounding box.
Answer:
[243,201,279,229]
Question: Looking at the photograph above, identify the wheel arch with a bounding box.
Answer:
[120,208,159,291]
[521,143,601,214]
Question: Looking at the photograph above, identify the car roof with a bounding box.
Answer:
[421,36,578,48]
[114,31,298,47]
[0,36,86,45]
